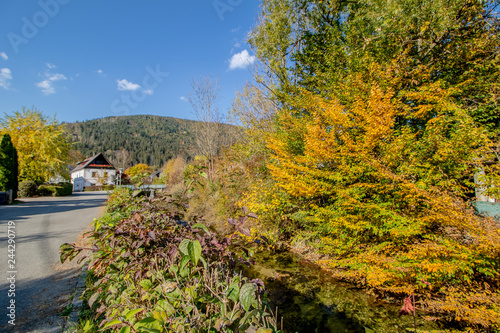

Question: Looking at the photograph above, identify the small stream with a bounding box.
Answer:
[245,251,442,333]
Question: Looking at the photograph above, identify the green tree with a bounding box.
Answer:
[242,0,500,328]
[0,134,19,199]
[0,107,71,183]
[250,0,500,134]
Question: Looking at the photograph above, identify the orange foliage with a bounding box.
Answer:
[264,65,500,329]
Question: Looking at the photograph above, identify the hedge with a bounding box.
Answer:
[84,185,115,191]
[19,180,38,198]
[37,182,73,197]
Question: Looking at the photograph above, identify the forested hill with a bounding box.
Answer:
[64,115,199,169]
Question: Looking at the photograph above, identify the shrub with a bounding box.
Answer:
[37,183,73,197]
[60,184,279,332]
[18,180,37,197]
[105,187,133,213]
[37,185,53,196]
[84,185,114,192]
[54,182,72,196]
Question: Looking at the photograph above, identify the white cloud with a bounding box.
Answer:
[0,52,8,61]
[0,68,12,89]
[144,89,154,95]
[47,73,66,81]
[35,66,67,95]
[229,49,255,70]
[36,80,55,95]
[117,79,140,91]
[95,70,106,78]
[180,96,188,102]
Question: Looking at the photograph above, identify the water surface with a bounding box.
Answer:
[246,251,442,333]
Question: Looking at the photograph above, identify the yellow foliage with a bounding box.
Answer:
[264,65,500,329]
[161,156,186,186]
[0,107,71,183]
[125,163,153,177]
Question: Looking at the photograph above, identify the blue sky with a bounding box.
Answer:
[0,0,261,123]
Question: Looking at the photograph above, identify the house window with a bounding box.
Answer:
[92,171,97,178]
[104,172,108,178]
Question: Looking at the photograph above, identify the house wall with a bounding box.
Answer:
[84,168,117,185]
[71,168,116,186]
[70,170,85,183]
[72,177,92,192]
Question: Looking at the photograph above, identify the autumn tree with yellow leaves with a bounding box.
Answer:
[125,163,153,184]
[0,107,71,183]
[232,0,500,329]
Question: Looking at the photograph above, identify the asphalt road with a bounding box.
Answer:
[0,192,108,332]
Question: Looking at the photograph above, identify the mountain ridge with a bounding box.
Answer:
[64,114,199,169]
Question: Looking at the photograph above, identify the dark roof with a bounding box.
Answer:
[71,153,116,173]
[148,168,164,180]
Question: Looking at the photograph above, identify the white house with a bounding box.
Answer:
[70,153,117,191]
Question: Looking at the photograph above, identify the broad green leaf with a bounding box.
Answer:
[164,287,181,299]
[188,240,202,266]
[134,317,162,332]
[88,292,99,308]
[192,223,210,235]
[215,318,228,331]
[82,320,94,332]
[178,239,190,256]
[156,299,175,316]
[152,310,166,323]
[119,327,131,333]
[123,308,143,321]
[169,265,179,275]
[227,282,240,303]
[228,310,242,322]
[239,283,256,312]
[179,255,190,270]
[137,328,161,333]
[180,265,190,278]
[200,257,208,270]
[185,285,197,299]
[139,279,153,291]
[103,319,122,328]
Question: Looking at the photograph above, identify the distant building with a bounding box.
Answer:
[474,158,500,219]
[70,153,117,191]
[148,168,164,182]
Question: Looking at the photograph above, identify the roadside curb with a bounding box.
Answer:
[63,265,88,332]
